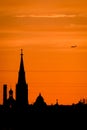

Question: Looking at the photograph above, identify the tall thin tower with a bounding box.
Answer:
[3,84,7,105]
[16,49,28,108]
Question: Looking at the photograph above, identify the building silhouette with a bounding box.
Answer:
[3,49,28,109]
[6,88,16,109]
[2,49,87,114]
[1,49,87,130]
[3,84,7,105]
[16,49,28,108]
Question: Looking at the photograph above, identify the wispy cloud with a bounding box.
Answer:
[15,14,77,18]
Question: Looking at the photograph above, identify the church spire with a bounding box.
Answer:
[18,49,26,84]
[16,49,28,107]
[20,49,24,72]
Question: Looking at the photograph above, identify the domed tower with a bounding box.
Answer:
[9,88,13,98]
[16,49,28,108]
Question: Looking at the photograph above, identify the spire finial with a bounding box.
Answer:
[21,49,23,56]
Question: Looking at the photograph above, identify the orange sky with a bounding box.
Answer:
[0,0,87,105]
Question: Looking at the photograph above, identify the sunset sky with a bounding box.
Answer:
[0,0,87,105]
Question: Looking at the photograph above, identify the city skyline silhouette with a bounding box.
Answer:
[1,49,87,108]
[1,48,86,105]
[0,49,87,129]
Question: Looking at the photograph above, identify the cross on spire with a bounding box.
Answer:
[21,49,23,56]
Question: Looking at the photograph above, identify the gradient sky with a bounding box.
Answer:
[0,0,87,105]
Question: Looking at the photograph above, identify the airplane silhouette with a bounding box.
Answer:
[71,45,77,48]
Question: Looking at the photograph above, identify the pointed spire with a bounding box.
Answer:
[21,49,23,64]
[20,49,24,73]
[18,49,26,84]
[21,49,23,56]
